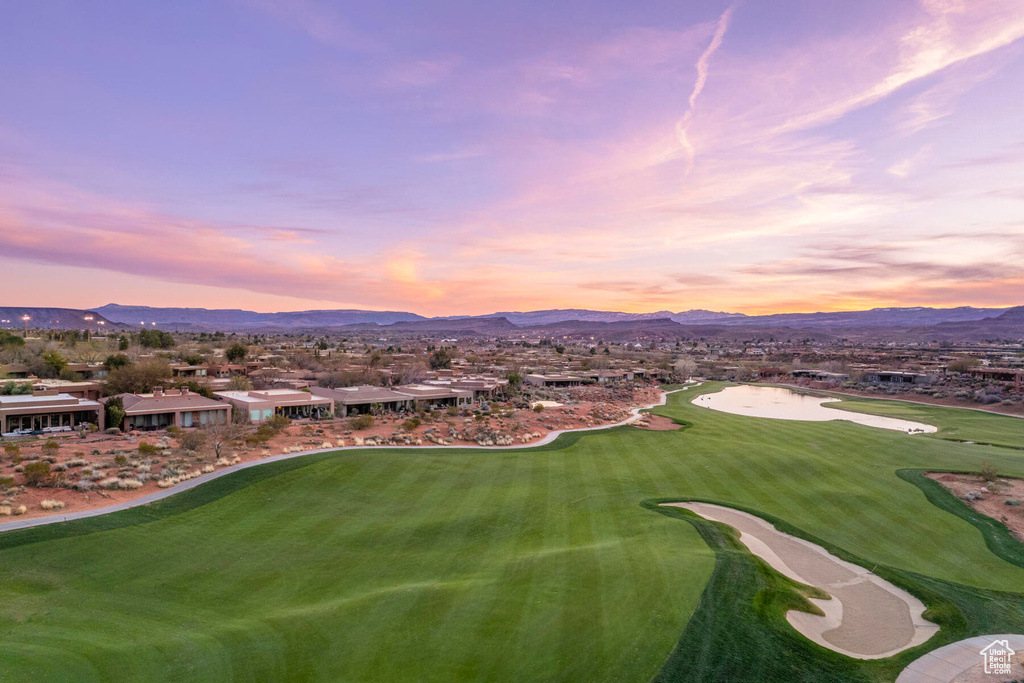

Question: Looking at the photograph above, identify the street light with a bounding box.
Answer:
[21,315,30,337]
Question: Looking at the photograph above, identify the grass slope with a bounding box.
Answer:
[2,382,1024,681]
[822,392,1024,450]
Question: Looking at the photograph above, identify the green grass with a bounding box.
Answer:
[2,382,1024,681]
[821,391,1024,450]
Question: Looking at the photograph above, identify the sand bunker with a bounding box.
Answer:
[694,385,937,434]
[664,502,939,659]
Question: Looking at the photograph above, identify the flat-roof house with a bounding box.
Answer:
[31,379,103,401]
[214,389,333,422]
[108,387,231,431]
[309,385,414,417]
[1,391,104,435]
[170,364,209,378]
[968,367,1024,386]
[862,370,930,385]
[524,373,588,388]
[0,363,31,379]
[392,384,474,408]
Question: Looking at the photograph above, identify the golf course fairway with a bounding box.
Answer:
[3,382,1024,682]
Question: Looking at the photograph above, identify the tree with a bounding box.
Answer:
[1,381,32,395]
[41,350,68,376]
[105,353,132,369]
[104,360,172,395]
[0,330,25,348]
[673,358,698,381]
[104,395,125,432]
[225,342,248,363]
[227,375,253,391]
[206,422,249,458]
[429,347,452,370]
[948,357,981,374]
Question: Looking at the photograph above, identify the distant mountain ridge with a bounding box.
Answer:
[0,307,123,330]
[93,304,426,328]
[91,303,1010,330]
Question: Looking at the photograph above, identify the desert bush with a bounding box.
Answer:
[40,499,66,510]
[0,476,15,489]
[41,439,60,457]
[266,414,291,431]
[114,453,129,466]
[22,461,52,486]
[3,443,20,461]
[350,414,374,430]
[533,404,545,413]
[138,442,159,456]
[178,431,207,452]
[402,418,421,432]
[13,505,26,516]
[118,479,144,490]
[980,460,999,483]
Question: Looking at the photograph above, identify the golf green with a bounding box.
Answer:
[1,383,1023,681]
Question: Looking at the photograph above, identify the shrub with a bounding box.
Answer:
[41,439,60,457]
[533,404,545,413]
[402,418,421,432]
[178,431,207,452]
[23,461,52,486]
[0,476,15,489]
[350,414,374,430]
[118,479,144,490]
[980,460,999,483]
[3,442,20,461]
[138,442,159,456]
[266,414,291,431]
[105,428,121,435]
[40,499,66,510]
[114,453,129,466]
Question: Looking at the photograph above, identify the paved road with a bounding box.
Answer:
[0,384,698,534]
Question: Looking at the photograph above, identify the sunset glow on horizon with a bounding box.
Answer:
[2,0,1023,316]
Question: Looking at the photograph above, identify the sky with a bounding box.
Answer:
[1,0,1023,316]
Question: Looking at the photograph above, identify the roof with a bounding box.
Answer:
[309,385,413,405]
[113,391,228,414]
[214,389,332,406]
[0,393,101,410]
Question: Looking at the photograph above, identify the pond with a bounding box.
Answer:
[693,385,937,434]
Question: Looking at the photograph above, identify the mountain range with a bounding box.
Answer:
[89,304,1012,330]
[2,304,1020,342]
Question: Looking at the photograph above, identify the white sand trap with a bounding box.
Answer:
[533,400,563,409]
[694,385,937,434]
[664,502,939,659]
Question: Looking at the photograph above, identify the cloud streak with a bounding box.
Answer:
[676,5,734,172]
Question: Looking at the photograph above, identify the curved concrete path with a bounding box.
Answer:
[0,383,700,534]
[896,634,1024,682]
[665,502,939,659]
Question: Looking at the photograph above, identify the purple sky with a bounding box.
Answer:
[2,0,1023,315]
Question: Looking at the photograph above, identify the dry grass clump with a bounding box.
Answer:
[0,505,11,516]
[118,479,144,490]
[202,465,214,473]
[9,505,27,516]
[40,499,67,510]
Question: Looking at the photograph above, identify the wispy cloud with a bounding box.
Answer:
[676,5,734,171]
